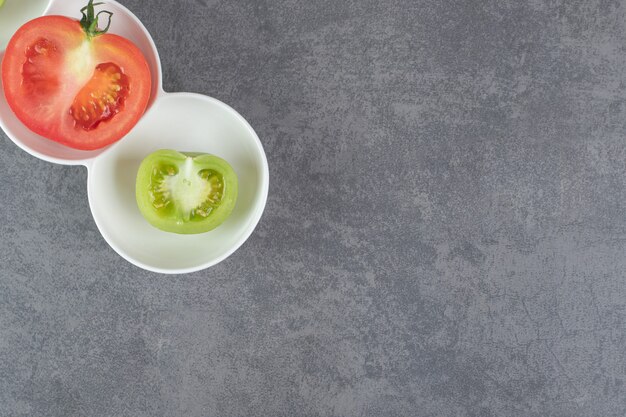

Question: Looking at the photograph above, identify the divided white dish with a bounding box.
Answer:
[0,0,269,274]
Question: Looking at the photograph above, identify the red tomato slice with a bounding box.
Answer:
[2,13,151,150]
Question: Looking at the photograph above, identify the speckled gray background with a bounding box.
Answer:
[2,0,626,415]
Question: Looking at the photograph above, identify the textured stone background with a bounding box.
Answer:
[2,0,626,415]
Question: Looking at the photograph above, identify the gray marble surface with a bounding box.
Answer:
[2,0,626,415]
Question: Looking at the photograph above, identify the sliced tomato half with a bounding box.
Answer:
[2,2,151,150]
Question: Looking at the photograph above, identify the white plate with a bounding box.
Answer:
[0,0,269,274]
[89,93,269,274]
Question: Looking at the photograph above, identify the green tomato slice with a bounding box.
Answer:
[135,149,238,234]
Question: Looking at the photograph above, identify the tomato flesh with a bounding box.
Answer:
[70,62,129,130]
[22,38,62,98]
[136,150,238,234]
[2,16,151,150]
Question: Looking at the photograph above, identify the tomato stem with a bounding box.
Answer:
[80,0,113,38]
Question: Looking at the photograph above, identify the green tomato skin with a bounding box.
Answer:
[135,149,238,234]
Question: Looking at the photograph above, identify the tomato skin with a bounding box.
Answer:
[1,15,151,150]
[136,150,239,234]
